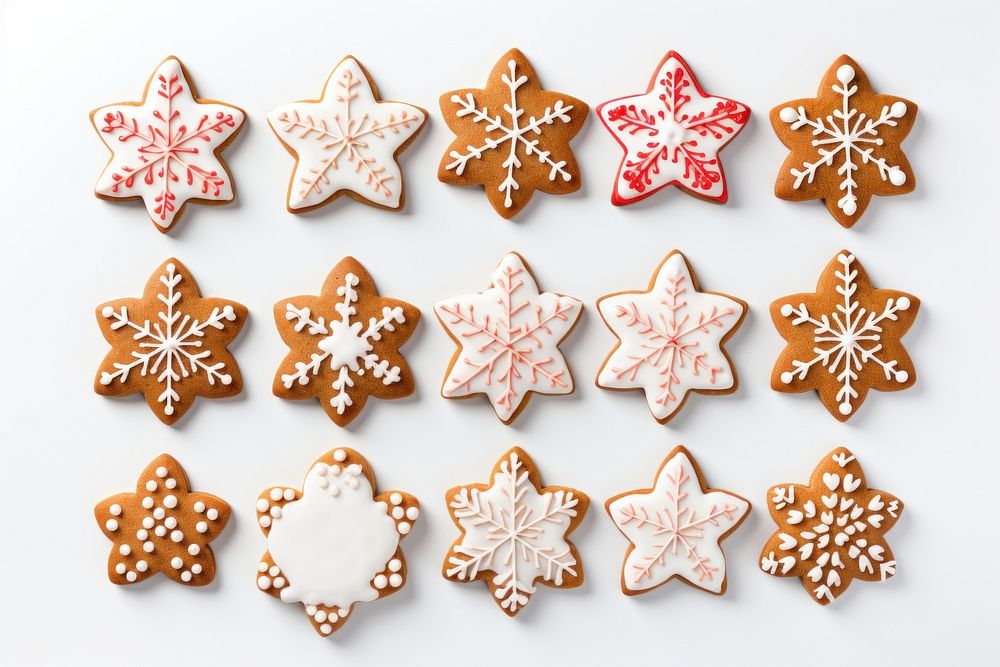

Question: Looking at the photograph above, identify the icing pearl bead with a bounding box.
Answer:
[392,507,404,519]
[155,466,167,478]
[283,489,295,501]
[163,495,177,509]
[389,574,402,588]
[136,529,148,540]
[315,610,327,622]
[320,624,332,635]
[333,449,346,462]
[189,544,201,556]
[258,516,271,528]
[171,557,184,569]
[337,608,348,618]
[170,530,184,543]
[388,559,401,572]
[269,566,280,577]
[105,519,119,531]
[164,517,177,529]
[136,560,148,572]
[406,507,419,521]
[126,571,137,582]
[273,577,285,588]
[142,497,154,509]
[109,504,122,516]
[115,563,127,575]
[165,478,177,489]
[373,575,387,589]
[153,507,165,520]
[154,526,167,537]
[196,521,208,533]
[258,576,271,590]
[143,541,154,553]
[206,508,219,521]
[145,480,157,492]
[389,493,402,506]
[181,571,192,582]
[255,499,269,512]
[142,517,154,529]
[257,561,268,572]
[119,544,131,556]
[270,488,282,501]
[397,522,411,535]
[194,501,206,513]
[305,606,317,616]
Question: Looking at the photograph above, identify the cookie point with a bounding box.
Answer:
[778,107,797,123]
[836,64,855,85]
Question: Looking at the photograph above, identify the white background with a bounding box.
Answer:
[1,0,997,664]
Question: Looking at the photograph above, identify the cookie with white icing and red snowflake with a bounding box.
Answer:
[596,250,746,424]
[94,258,247,425]
[91,56,245,233]
[607,446,750,596]
[267,56,427,214]
[435,252,583,424]
[771,250,919,420]
[95,454,230,586]
[438,48,588,219]
[273,257,419,426]
[256,448,418,636]
[760,447,903,605]
[597,51,750,206]
[772,55,916,227]
[443,447,588,616]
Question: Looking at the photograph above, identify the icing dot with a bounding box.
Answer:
[155,466,167,478]
[389,573,402,588]
[333,449,346,462]
[269,507,282,519]
[142,517,154,529]
[181,571,192,582]
[115,563,127,575]
[142,497,154,509]
[897,296,911,310]
[258,516,271,528]
[392,507,405,520]
[338,608,349,618]
[895,370,909,383]
[171,557,184,569]
[255,499,269,513]
[165,478,177,489]
[305,605,317,616]
[389,493,402,506]
[842,199,858,216]
[397,522,411,535]
[780,304,794,317]
[320,624,332,635]
[837,253,850,264]
[105,519,119,531]
[283,489,295,501]
[153,507,165,520]
[206,508,219,521]
[163,495,177,509]
[136,529,148,541]
[890,101,907,118]
[258,576,271,590]
[154,525,167,537]
[101,306,114,317]
[143,541,154,553]
[170,530,184,543]
[329,485,340,497]
[194,501,206,513]
[119,544,131,556]
[836,64,855,85]
[269,565,281,577]
[136,560,148,572]
[406,507,419,521]
[109,504,122,516]
[780,371,794,384]
[196,521,208,533]
[373,575,387,589]
[273,577,285,589]
[330,465,341,476]
[888,166,906,186]
[145,480,157,492]
[270,488,283,501]
[126,571,137,582]
[164,405,174,416]
[257,561,268,573]
[166,263,176,273]
[388,559,402,572]
[778,106,798,123]
[189,544,201,556]
[164,517,177,529]
[839,402,853,416]
[191,564,203,575]
[315,610,328,622]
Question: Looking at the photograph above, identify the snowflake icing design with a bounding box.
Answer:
[772,252,918,420]
[268,57,426,212]
[597,252,745,423]
[444,448,588,616]
[598,51,749,205]
[608,447,749,595]
[435,253,582,423]
[93,57,245,232]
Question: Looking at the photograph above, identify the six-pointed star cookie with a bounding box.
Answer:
[95,258,247,425]
[256,448,418,636]
[273,257,419,426]
[772,55,917,227]
[596,250,746,424]
[91,56,245,232]
[435,252,583,424]
[771,250,919,421]
[760,447,903,605]
[443,447,589,616]
[607,446,750,596]
[597,51,750,206]
[438,48,588,219]
[267,56,427,213]
[95,454,231,586]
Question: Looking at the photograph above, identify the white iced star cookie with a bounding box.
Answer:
[596,250,746,424]
[267,56,426,213]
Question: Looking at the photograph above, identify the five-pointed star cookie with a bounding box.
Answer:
[760,447,903,605]
[443,447,589,616]
[95,258,247,425]
[596,250,746,424]
[438,48,588,219]
[435,252,582,424]
[256,448,418,636]
[267,56,427,214]
[607,446,750,596]
[597,51,750,206]
[772,55,917,227]
[273,257,419,426]
[771,250,919,421]
[92,56,245,232]
[95,454,231,586]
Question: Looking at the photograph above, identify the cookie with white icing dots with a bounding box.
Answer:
[267,55,427,214]
[273,257,420,426]
[256,448,418,636]
[438,48,588,219]
[760,447,903,605]
[596,250,746,424]
[91,56,245,233]
[607,446,750,596]
[772,55,916,227]
[95,454,231,586]
[443,447,589,616]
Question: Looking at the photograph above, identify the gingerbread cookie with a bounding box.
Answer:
[95,258,246,425]
[771,251,919,420]
[772,55,916,227]
[95,454,231,586]
[443,447,588,616]
[606,446,749,596]
[435,252,582,424]
[438,48,588,219]
[91,56,245,232]
[267,56,426,214]
[596,250,746,424]
[256,448,418,636]
[273,257,419,426]
[597,51,749,206]
[760,447,903,605]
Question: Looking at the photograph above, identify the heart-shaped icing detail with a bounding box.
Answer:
[848,544,861,558]
[858,554,873,574]
[826,569,841,587]
[823,473,840,491]
[843,474,861,492]
[834,532,849,546]
[787,509,804,524]
[804,500,817,517]
[868,494,884,511]
[778,533,797,550]
[799,542,814,560]
[869,514,884,528]
[822,494,837,508]
[869,545,885,561]
[840,497,854,511]
[779,556,796,573]
[807,565,823,582]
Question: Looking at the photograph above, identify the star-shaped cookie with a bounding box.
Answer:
[95,454,231,586]
[596,250,746,423]
[273,257,419,426]
[607,446,750,596]
[443,447,589,616]
[772,55,916,227]
[267,56,427,214]
[95,258,247,425]
[597,51,750,206]
[256,448,418,636]
[438,48,588,219]
[435,252,582,424]
[92,56,245,232]
[760,447,903,605]
[771,251,919,420]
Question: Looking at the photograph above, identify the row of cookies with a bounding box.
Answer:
[95,251,919,425]
[96,445,902,635]
[92,50,915,230]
